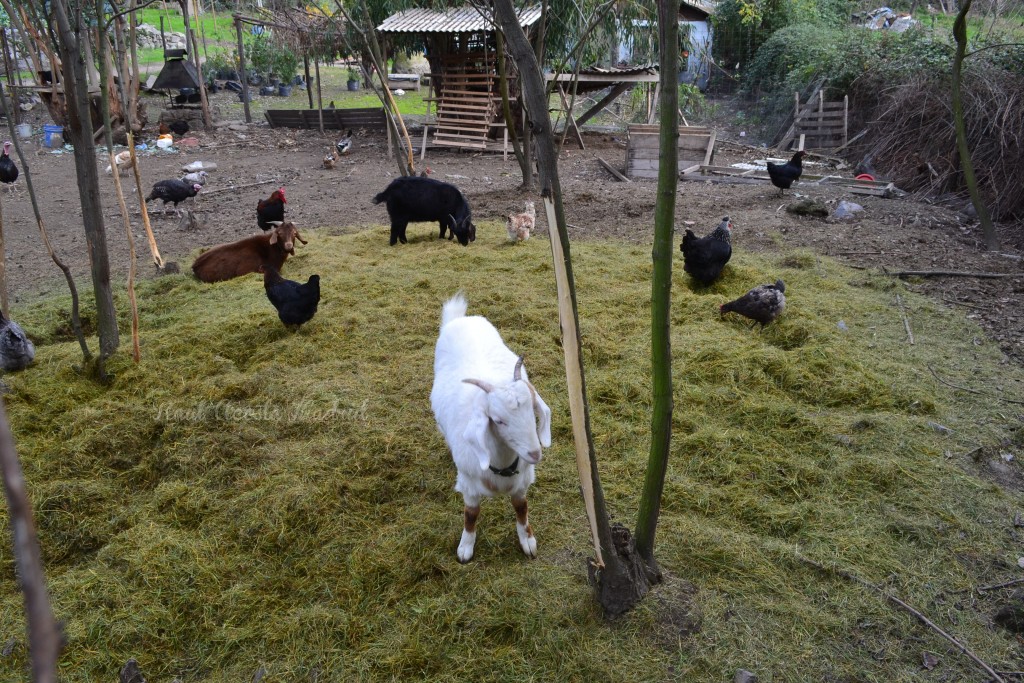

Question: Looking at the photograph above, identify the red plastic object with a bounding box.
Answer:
[855,173,875,181]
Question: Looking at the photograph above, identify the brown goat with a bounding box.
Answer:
[192,222,307,283]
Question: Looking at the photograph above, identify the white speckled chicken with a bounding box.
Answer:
[720,279,786,328]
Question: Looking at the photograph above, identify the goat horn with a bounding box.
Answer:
[463,378,496,393]
[513,356,524,382]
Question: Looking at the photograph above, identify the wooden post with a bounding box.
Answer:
[303,55,313,109]
[0,195,8,317]
[794,91,799,121]
[180,0,212,131]
[234,14,251,123]
[314,57,324,135]
[842,94,848,148]
[0,29,18,126]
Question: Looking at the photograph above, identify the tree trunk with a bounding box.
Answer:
[53,0,119,375]
[496,30,529,189]
[493,0,649,616]
[951,0,998,251]
[634,0,680,580]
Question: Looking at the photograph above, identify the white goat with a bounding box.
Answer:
[430,293,552,563]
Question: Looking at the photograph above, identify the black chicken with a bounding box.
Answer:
[257,187,287,230]
[0,310,35,371]
[681,217,733,286]
[766,150,806,196]
[720,279,786,328]
[168,120,190,136]
[145,179,202,216]
[0,140,19,194]
[263,266,320,330]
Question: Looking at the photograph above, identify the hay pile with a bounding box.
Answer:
[1,227,1023,681]
[855,60,1024,221]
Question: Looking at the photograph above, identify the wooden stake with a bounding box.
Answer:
[544,196,602,566]
[895,294,915,345]
[0,194,8,317]
[180,0,212,131]
[109,146,140,361]
[127,144,165,269]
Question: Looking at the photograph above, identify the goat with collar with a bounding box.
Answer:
[431,293,553,563]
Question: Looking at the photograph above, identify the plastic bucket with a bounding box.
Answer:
[15,123,32,139]
[43,124,63,148]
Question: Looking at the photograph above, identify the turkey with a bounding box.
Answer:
[0,311,35,371]
[0,141,19,195]
[145,180,202,217]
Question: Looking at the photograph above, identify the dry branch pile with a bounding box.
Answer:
[855,62,1024,222]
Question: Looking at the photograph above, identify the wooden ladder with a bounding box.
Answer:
[432,51,500,150]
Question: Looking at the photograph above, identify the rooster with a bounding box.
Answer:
[507,200,535,242]
[766,150,806,196]
[159,120,190,136]
[0,141,18,194]
[721,280,786,328]
[257,187,286,231]
[336,129,353,156]
[145,179,202,216]
[681,217,732,286]
[262,265,320,330]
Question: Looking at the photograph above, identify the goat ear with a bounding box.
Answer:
[462,378,495,393]
[462,400,492,471]
[269,230,279,245]
[294,229,307,245]
[529,383,552,448]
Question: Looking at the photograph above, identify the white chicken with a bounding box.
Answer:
[104,150,132,176]
[506,200,536,242]
[180,170,209,186]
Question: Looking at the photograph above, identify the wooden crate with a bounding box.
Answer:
[264,107,387,130]
[625,125,716,179]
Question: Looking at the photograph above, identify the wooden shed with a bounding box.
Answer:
[626,124,716,179]
[377,6,541,152]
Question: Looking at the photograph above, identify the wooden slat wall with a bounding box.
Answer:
[264,108,387,130]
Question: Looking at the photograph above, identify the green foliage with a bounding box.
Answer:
[244,34,276,79]
[273,47,300,83]
[713,0,852,69]
[1,229,1023,681]
[744,23,878,95]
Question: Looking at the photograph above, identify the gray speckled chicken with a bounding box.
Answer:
[720,279,786,328]
[0,312,35,371]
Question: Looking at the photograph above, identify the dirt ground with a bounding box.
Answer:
[3,92,1023,361]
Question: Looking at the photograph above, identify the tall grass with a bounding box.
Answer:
[1,227,1022,681]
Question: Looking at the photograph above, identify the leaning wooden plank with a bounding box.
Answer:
[597,156,632,182]
[703,129,717,167]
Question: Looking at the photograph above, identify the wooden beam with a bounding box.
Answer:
[597,156,631,182]
[572,81,631,129]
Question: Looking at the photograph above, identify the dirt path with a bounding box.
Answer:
[3,104,1022,361]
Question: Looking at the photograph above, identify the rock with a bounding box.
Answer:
[734,670,758,683]
[785,198,829,218]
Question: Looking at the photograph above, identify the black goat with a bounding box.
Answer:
[372,176,477,246]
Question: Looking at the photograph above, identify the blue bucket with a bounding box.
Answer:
[43,124,63,148]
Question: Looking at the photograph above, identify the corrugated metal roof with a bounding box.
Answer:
[578,64,658,76]
[681,0,716,16]
[378,6,541,33]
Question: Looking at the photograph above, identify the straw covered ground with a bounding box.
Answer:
[1,225,1023,681]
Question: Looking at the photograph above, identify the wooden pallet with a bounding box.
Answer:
[777,91,849,151]
[625,124,716,179]
[264,107,387,130]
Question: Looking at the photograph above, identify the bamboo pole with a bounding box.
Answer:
[315,57,323,135]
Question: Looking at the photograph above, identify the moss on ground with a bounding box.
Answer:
[1,224,1022,681]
